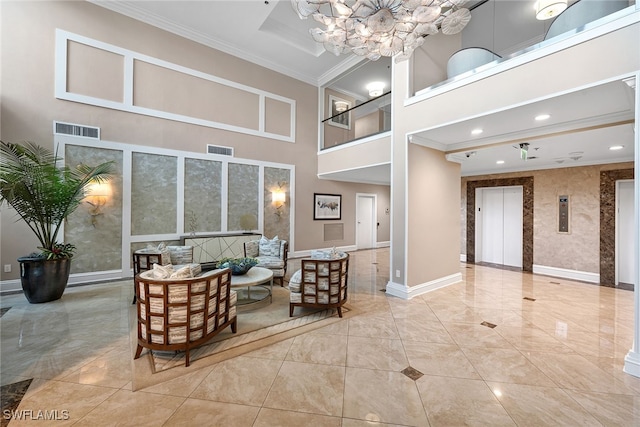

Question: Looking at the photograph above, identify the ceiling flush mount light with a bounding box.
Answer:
[366,81,385,97]
[471,128,483,135]
[535,114,551,121]
[534,0,567,20]
[609,145,624,151]
[334,100,349,112]
[291,0,472,62]
[496,160,505,164]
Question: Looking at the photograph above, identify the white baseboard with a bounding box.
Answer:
[460,254,467,262]
[376,241,390,248]
[532,264,600,283]
[625,350,640,378]
[386,272,462,300]
[0,279,22,294]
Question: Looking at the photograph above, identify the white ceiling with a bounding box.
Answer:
[90,0,636,184]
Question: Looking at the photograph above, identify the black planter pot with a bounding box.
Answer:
[17,257,71,303]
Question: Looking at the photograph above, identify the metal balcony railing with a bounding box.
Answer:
[322,91,391,150]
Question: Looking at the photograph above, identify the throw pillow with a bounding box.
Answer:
[259,235,280,257]
[151,263,174,279]
[170,265,193,279]
[157,242,172,266]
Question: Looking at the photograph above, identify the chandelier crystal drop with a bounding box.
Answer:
[291,0,471,62]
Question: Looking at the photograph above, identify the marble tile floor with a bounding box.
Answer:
[2,248,640,426]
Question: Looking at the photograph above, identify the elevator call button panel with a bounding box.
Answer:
[558,195,569,233]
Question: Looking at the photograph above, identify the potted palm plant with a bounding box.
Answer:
[0,141,114,303]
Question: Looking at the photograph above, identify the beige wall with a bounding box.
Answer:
[407,144,461,286]
[355,110,383,139]
[0,1,390,282]
[461,162,634,274]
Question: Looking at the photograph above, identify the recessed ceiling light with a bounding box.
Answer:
[496,160,505,164]
[535,114,551,121]
[609,145,624,151]
[471,128,483,135]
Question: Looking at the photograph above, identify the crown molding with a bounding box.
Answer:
[88,0,321,86]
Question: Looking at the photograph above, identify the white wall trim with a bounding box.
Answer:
[376,241,390,248]
[460,254,467,262]
[318,131,391,155]
[386,272,462,300]
[55,29,296,143]
[532,264,600,284]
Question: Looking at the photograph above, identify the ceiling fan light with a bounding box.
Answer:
[535,0,567,20]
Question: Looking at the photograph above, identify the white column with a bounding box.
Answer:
[624,74,640,377]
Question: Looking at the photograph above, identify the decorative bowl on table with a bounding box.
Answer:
[217,257,259,275]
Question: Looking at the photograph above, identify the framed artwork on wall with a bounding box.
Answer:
[314,193,342,220]
[328,95,351,130]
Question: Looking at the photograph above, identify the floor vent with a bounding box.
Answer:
[207,144,234,157]
[54,121,100,139]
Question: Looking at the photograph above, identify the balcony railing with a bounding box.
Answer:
[322,91,391,150]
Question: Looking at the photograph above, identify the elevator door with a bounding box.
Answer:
[479,186,523,268]
[617,180,634,286]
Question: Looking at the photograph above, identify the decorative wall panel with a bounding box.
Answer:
[227,163,259,231]
[56,30,296,142]
[67,40,124,102]
[133,60,260,130]
[184,158,222,234]
[65,145,123,274]
[131,153,177,235]
[264,167,291,243]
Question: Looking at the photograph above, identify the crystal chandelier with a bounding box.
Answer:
[291,0,472,62]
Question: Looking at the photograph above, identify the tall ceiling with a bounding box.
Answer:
[90,0,636,182]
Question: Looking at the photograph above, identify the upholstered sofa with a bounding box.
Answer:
[289,251,349,318]
[134,265,237,367]
[244,236,288,286]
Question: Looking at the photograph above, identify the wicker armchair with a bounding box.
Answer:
[134,267,237,367]
[289,252,349,318]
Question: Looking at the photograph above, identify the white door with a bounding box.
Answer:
[617,180,634,285]
[503,186,524,268]
[356,194,376,250]
[478,186,523,268]
[481,188,505,265]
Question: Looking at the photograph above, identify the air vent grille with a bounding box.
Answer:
[207,144,234,157]
[54,121,100,139]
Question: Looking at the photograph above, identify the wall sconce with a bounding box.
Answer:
[271,183,287,220]
[85,181,111,227]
